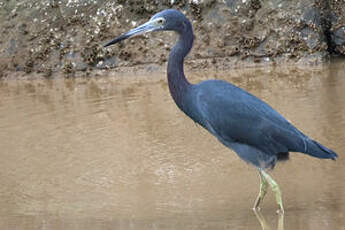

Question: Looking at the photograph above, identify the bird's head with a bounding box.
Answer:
[104,9,190,47]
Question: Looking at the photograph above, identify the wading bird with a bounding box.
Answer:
[104,9,337,213]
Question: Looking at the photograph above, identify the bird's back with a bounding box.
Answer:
[185,79,337,168]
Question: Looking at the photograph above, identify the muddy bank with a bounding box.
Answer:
[0,0,344,78]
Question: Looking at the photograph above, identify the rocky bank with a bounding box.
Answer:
[0,0,344,78]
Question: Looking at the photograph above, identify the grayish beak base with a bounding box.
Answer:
[104,21,158,47]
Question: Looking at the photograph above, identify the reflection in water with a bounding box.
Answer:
[0,60,344,229]
[254,211,284,230]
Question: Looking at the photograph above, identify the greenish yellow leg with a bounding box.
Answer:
[253,171,268,210]
[261,170,284,213]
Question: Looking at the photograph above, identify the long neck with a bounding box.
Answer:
[167,23,194,110]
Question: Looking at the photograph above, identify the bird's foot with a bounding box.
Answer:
[276,206,285,215]
[252,206,261,212]
[253,197,261,211]
[275,196,284,214]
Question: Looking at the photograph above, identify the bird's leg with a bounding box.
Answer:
[260,170,284,213]
[253,170,268,210]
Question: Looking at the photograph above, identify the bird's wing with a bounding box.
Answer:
[195,80,307,155]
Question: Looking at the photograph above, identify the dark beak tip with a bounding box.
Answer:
[103,33,130,48]
[103,40,117,48]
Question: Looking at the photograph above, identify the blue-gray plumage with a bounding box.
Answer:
[105,9,338,213]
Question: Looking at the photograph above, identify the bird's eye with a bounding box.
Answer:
[157,18,165,25]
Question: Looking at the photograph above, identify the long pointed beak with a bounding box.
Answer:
[104,20,157,47]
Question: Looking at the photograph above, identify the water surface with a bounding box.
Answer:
[0,61,344,230]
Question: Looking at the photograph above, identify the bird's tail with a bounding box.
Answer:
[304,139,338,160]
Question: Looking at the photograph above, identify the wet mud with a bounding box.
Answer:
[0,0,345,78]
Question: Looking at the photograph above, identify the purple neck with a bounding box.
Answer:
[167,25,194,110]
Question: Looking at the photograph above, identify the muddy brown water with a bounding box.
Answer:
[0,61,345,230]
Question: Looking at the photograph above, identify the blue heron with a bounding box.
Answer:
[104,9,338,213]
